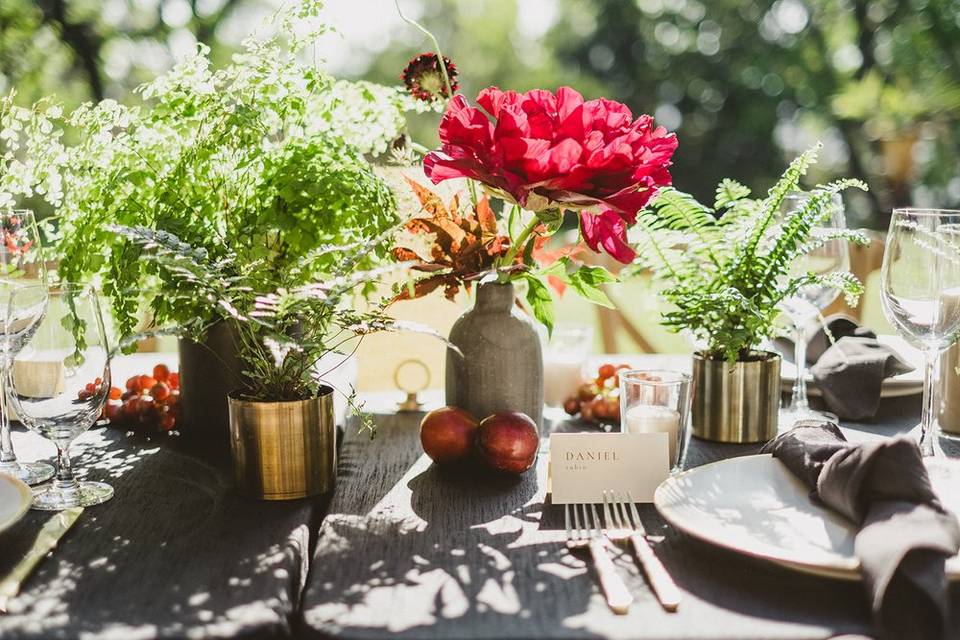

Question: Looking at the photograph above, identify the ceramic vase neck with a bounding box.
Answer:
[475,282,515,312]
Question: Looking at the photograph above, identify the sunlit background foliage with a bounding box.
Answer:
[3,0,960,228]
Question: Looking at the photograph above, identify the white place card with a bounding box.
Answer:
[549,432,669,504]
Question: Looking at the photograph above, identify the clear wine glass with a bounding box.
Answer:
[7,284,114,510]
[881,209,960,457]
[777,193,850,430]
[0,210,54,485]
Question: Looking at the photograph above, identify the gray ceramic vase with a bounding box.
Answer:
[178,322,246,448]
[445,282,544,428]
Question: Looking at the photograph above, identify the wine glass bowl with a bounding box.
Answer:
[881,209,960,456]
[777,192,850,429]
[0,209,53,486]
[7,284,114,510]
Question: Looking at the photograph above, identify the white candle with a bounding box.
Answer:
[623,404,681,466]
[543,353,585,407]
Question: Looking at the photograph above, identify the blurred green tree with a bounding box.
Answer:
[3,0,960,227]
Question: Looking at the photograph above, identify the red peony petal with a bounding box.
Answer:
[478,87,521,119]
[580,209,636,263]
[545,138,584,176]
[493,103,529,140]
[424,86,677,220]
[556,87,585,120]
[438,96,493,147]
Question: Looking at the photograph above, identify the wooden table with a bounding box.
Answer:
[2,354,959,639]
[0,354,319,639]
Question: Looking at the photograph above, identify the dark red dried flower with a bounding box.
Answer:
[402,53,459,101]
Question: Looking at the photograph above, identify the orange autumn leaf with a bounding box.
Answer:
[392,179,511,303]
[403,175,449,218]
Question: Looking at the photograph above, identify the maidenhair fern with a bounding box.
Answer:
[632,144,869,362]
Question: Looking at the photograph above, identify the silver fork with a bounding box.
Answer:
[602,490,681,612]
[565,502,633,614]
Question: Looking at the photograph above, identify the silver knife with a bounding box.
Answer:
[0,507,83,613]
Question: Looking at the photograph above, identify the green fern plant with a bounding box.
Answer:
[632,144,869,362]
[108,224,448,418]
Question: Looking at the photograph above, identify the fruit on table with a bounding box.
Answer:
[563,362,636,425]
[475,412,539,475]
[419,406,479,465]
[93,363,181,435]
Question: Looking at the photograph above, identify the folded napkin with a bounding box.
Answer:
[762,423,960,640]
[777,315,914,420]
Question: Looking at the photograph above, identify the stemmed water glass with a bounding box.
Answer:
[0,209,54,485]
[777,193,850,430]
[880,209,960,457]
[7,284,114,510]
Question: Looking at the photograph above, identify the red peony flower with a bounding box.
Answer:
[423,86,677,262]
[402,53,459,101]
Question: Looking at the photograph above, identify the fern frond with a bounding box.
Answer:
[755,178,867,294]
[714,179,751,210]
[643,187,723,268]
[779,271,864,307]
[633,144,868,361]
[735,144,821,278]
[631,217,703,284]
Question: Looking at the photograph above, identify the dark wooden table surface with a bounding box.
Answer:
[0,355,320,639]
[1,356,959,639]
[300,393,960,640]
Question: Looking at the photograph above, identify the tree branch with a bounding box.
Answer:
[34,0,104,101]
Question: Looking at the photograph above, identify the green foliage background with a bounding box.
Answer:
[3,0,960,227]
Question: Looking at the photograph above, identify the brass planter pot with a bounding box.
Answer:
[691,351,781,443]
[228,387,336,500]
[939,343,960,436]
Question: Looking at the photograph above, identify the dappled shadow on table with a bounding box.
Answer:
[302,416,607,639]
[302,403,960,639]
[0,425,316,640]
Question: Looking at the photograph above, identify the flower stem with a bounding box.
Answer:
[394,0,454,100]
[499,217,540,281]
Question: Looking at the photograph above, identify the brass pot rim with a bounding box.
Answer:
[227,384,335,406]
[693,349,780,364]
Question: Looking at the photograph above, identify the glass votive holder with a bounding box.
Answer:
[619,369,691,473]
[542,323,593,410]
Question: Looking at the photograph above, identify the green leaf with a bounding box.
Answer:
[535,208,564,234]
[538,259,568,278]
[523,274,555,336]
[564,265,616,308]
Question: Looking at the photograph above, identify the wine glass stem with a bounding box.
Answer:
[54,443,78,494]
[0,367,17,467]
[919,348,939,457]
[790,323,810,412]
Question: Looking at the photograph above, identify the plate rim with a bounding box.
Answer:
[0,472,31,534]
[655,454,893,581]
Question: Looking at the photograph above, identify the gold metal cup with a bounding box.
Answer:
[691,351,781,443]
[228,387,336,500]
[939,343,960,436]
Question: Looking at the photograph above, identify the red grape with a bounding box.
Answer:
[150,382,170,402]
[152,364,170,382]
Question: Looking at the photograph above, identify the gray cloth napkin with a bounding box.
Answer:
[778,315,914,420]
[762,423,960,640]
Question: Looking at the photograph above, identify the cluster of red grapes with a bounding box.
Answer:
[100,364,180,433]
[562,363,632,424]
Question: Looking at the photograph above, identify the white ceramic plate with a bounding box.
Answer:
[654,454,960,581]
[0,472,31,533]
[780,334,924,398]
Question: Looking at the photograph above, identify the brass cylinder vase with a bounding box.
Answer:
[691,351,781,443]
[939,343,960,436]
[228,387,336,500]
